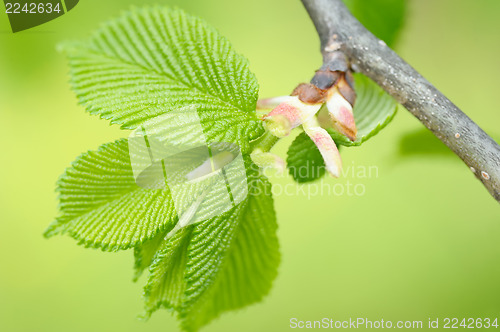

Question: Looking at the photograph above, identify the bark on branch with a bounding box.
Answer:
[301,0,500,202]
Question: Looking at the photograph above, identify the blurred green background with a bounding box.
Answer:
[1,0,499,331]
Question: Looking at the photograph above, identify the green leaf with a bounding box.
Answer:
[47,137,280,329]
[333,73,398,147]
[44,139,178,251]
[143,228,192,314]
[286,74,397,183]
[286,132,328,183]
[60,7,263,153]
[133,229,169,281]
[343,0,407,47]
[47,6,282,330]
[142,168,280,331]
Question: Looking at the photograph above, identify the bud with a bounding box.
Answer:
[291,83,326,104]
[256,96,291,110]
[257,64,356,178]
[326,86,357,141]
[263,114,291,138]
[262,96,321,137]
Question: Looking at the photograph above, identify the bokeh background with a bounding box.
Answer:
[1,0,499,331]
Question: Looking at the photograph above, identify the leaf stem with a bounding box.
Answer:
[250,130,280,153]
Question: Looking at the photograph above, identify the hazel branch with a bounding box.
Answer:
[301,0,500,202]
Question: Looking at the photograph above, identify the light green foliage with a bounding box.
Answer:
[48,7,280,331]
[335,73,398,147]
[142,170,279,331]
[47,5,400,331]
[287,132,328,183]
[45,139,178,251]
[60,7,263,153]
[134,229,169,281]
[343,0,406,47]
[287,74,397,182]
[47,131,280,331]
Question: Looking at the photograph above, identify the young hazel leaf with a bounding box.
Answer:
[286,74,397,182]
[44,139,178,251]
[133,229,169,281]
[60,7,264,153]
[50,6,280,331]
[142,169,280,331]
[287,132,328,183]
[334,73,398,147]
